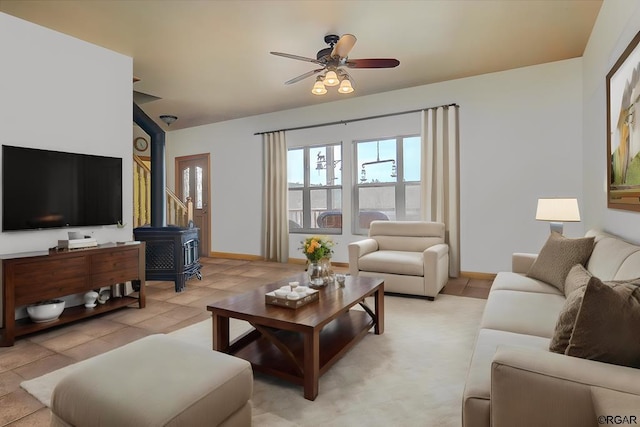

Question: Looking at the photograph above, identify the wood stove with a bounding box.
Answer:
[133,225,201,292]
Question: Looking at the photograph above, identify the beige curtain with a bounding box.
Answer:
[420,106,460,277]
[262,131,289,262]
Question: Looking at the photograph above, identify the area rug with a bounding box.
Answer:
[21,294,485,426]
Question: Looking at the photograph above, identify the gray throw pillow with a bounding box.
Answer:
[565,276,640,368]
[548,264,593,354]
[527,232,595,292]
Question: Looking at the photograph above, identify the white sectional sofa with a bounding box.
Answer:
[463,229,640,427]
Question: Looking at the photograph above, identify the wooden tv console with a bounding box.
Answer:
[1,242,145,346]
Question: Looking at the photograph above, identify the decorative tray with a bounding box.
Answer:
[265,288,319,309]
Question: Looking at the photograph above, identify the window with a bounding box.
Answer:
[288,143,342,233]
[354,135,420,234]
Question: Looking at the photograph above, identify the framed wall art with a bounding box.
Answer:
[607,30,640,212]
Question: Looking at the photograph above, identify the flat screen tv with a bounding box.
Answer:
[2,145,123,231]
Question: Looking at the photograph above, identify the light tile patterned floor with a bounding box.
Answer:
[0,257,489,426]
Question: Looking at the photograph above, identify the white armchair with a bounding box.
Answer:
[348,221,450,300]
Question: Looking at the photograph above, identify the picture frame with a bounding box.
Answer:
[607,30,640,212]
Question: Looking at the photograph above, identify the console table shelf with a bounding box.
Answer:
[14,295,139,336]
[1,242,145,346]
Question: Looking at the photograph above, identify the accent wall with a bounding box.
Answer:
[0,13,133,254]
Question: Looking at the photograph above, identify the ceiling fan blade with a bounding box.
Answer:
[270,51,325,65]
[331,34,357,58]
[346,58,400,68]
[284,68,324,85]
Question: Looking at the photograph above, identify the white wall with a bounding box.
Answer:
[582,0,640,244]
[167,58,584,273]
[0,13,133,254]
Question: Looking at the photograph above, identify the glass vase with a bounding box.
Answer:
[307,258,332,287]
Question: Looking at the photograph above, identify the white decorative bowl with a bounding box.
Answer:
[27,300,65,323]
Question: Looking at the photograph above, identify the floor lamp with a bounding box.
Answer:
[535,198,581,235]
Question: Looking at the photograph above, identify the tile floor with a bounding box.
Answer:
[0,257,491,426]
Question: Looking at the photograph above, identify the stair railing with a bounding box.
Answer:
[133,155,193,227]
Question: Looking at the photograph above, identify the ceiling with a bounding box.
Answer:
[0,0,602,130]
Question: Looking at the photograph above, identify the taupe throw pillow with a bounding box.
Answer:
[563,263,592,297]
[565,276,640,368]
[549,264,593,353]
[527,232,595,292]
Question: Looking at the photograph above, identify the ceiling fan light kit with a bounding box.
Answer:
[338,78,354,94]
[312,77,328,95]
[271,33,399,96]
[323,70,339,87]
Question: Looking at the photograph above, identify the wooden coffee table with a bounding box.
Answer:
[207,273,384,400]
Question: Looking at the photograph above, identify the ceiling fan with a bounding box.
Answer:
[270,34,400,95]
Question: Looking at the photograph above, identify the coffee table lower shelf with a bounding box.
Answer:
[229,310,373,386]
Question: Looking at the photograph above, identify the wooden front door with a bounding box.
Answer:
[175,154,210,257]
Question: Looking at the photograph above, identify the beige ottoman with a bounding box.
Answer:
[50,334,252,427]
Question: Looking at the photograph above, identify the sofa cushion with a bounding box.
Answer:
[464,328,550,402]
[490,272,563,295]
[585,230,640,281]
[358,250,423,276]
[614,251,640,281]
[480,290,566,338]
[526,232,595,292]
[566,277,640,368]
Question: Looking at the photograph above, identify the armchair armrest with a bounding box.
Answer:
[348,239,378,276]
[491,346,640,427]
[511,253,538,274]
[423,243,449,262]
[423,243,449,297]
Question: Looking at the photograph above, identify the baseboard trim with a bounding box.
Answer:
[460,271,497,280]
[209,252,264,261]
[208,253,489,278]
[209,252,348,268]
[288,257,348,268]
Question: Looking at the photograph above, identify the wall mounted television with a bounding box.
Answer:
[2,145,123,231]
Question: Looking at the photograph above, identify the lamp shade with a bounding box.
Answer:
[535,198,581,222]
[338,78,354,94]
[311,79,327,95]
[324,70,339,87]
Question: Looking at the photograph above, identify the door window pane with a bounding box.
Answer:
[182,168,190,203]
[195,166,203,209]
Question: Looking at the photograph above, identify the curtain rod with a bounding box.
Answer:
[254,102,459,135]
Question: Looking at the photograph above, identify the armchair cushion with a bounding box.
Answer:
[358,250,424,276]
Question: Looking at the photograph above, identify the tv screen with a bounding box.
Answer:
[2,145,123,231]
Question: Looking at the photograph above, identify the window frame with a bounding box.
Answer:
[352,134,421,235]
[288,142,343,235]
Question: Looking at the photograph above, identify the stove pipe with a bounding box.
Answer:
[133,103,166,227]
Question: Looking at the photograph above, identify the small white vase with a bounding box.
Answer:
[84,291,99,308]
